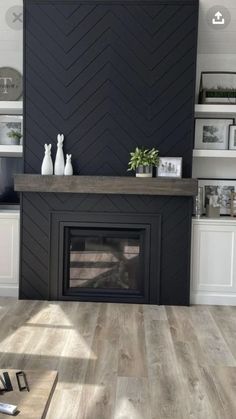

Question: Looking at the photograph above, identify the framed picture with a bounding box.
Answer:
[228,125,236,150]
[157,157,182,178]
[0,115,23,145]
[199,72,236,104]
[198,179,236,215]
[194,118,234,150]
[230,192,236,217]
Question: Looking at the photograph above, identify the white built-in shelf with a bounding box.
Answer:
[0,101,23,115]
[0,145,23,157]
[195,104,236,116]
[0,207,20,212]
[193,149,236,158]
[0,103,23,157]
[192,216,236,225]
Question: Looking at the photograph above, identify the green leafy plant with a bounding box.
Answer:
[7,129,22,141]
[128,147,159,171]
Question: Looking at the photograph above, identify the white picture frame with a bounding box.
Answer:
[0,115,23,145]
[198,179,236,215]
[157,157,182,178]
[194,118,234,150]
[228,125,236,150]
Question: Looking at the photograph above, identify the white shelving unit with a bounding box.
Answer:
[0,104,22,297]
[193,104,236,180]
[0,101,23,115]
[195,104,236,117]
[191,104,236,305]
[0,102,23,157]
[0,145,23,157]
[193,149,236,158]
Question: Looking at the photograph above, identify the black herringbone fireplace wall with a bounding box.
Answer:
[21,0,199,304]
[24,0,198,177]
[20,192,193,304]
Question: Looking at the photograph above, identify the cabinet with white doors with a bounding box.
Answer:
[191,217,236,306]
[0,210,20,297]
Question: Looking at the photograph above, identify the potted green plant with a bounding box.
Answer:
[128,147,159,177]
[7,129,22,145]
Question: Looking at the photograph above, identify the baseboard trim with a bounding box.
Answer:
[0,286,18,298]
[191,292,236,306]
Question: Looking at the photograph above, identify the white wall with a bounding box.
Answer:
[0,0,23,74]
[196,0,236,100]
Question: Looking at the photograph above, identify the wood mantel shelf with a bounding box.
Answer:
[14,175,198,196]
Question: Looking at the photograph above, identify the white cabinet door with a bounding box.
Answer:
[0,212,19,297]
[191,219,236,305]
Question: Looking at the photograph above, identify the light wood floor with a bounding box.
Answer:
[0,299,236,419]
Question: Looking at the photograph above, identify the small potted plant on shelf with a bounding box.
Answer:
[7,129,22,145]
[128,147,159,177]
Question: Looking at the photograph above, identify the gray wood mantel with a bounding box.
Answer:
[14,175,198,196]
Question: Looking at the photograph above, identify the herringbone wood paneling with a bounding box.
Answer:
[24,0,198,176]
[21,0,198,304]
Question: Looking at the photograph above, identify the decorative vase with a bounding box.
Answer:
[64,154,73,176]
[136,165,152,178]
[54,133,65,175]
[41,144,53,175]
[206,204,220,218]
[9,138,19,146]
[206,195,220,218]
[195,186,203,218]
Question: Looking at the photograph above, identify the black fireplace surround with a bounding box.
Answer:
[20,192,193,305]
[19,0,199,305]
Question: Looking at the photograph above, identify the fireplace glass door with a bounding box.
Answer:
[63,227,146,299]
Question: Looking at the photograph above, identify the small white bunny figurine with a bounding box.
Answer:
[64,154,73,176]
[41,144,53,175]
[54,133,65,175]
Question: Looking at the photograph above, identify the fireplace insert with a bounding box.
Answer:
[50,212,161,304]
[64,227,145,295]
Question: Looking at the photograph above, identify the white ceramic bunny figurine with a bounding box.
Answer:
[41,144,53,175]
[64,154,73,176]
[54,133,65,175]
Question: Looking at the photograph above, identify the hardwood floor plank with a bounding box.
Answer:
[118,304,147,377]
[209,306,236,362]
[143,305,167,321]
[78,303,120,419]
[19,302,73,371]
[114,377,151,419]
[56,302,100,391]
[0,300,45,369]
[166,306,207,364]
[188,306,236,367]
[199,365,236,419]
[47,389,81,419]
[173,341,224,419]
[144,319,187,419]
